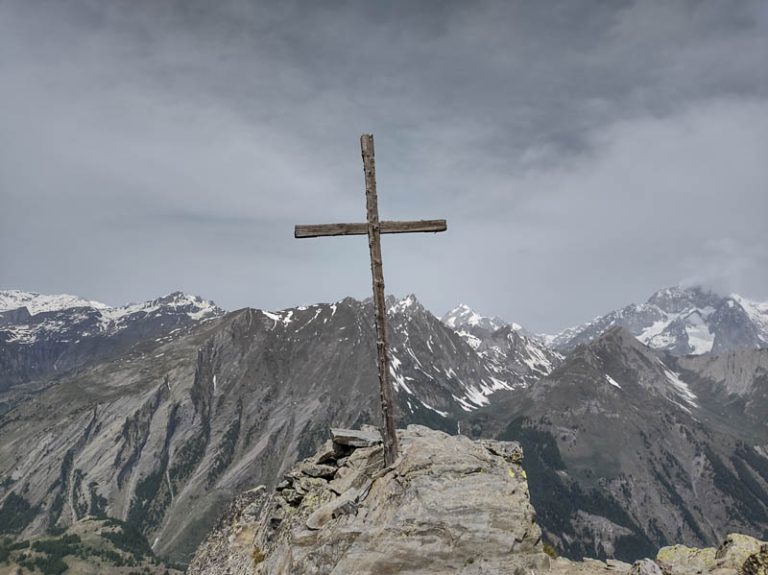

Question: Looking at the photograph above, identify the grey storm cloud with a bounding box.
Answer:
[1,0,767,332]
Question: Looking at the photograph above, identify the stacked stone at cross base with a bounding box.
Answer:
[188,426,768,575]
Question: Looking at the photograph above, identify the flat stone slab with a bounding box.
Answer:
[301,463,338,479]
[330,428,382,448]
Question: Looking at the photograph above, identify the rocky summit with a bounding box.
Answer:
[187,426,768,575]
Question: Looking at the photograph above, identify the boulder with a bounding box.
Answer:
[300,463,338,479]
[715,533,764,569]
[656,544,717,573]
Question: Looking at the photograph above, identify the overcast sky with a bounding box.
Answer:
[1,0,766,332]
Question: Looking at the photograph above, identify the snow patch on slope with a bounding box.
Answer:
[732,294,768,342]
[684,312,714,354]
[0,290,108,315]
[1,291,223,343]
[605,375,622,389]
[442,304,517,332]
[658,359,699,411]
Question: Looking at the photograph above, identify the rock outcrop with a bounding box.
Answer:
[189,426,768,575]
[187,427,614,574]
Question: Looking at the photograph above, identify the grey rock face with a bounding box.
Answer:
[646,286,722,314]
[675,348,768,432]
[384,294,540,411]
[655,544,717,573]
[188,426,627,575]
[254,425,544,574]
[189,427,768,575]
[709,299,764,355]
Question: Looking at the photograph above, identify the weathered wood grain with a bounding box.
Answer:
[293,133,448,466]
[295,219,446,238]
[361,133,400,466]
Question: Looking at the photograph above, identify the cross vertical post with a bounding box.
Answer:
[361,134,399,465]
[294,134,446,467]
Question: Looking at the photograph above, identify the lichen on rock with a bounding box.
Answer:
[741,544,768,575]
[656,544,717,573]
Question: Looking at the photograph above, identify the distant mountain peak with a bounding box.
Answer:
[441,303,516,333]
[646,285,720,313]
[0,290,108,315]
[0,290,227,394]
[550,286,768,356]
[387,294,425,315]
[592,324,641,348]
[146,292,221,317]
[0,290,224,357]
[0,289,221,319]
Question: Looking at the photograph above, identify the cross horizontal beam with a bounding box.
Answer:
[295,219,446,239]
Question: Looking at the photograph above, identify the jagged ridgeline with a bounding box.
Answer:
[1,287,768,569]
[0,293,553,565]
[468,327,768,561]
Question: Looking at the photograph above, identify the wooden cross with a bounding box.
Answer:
[295,134,447,465]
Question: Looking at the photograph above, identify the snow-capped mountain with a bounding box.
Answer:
[441,303,519,333]
[441,303,560,388]
[470,326,563,388]
[0,289,220,326]
[254,294,547,414]
[0,290,223,390]
[0,290,109,315]
[548,286,768,355]
[469,326,768,560]
[2,288,768,567]
[0,292,558,564]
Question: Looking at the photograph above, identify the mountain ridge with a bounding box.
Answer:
[0,293,563,564]
[0,290,224,392]
[2,286,767,568]
[466,325,768,559]
[546,286,768,356]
